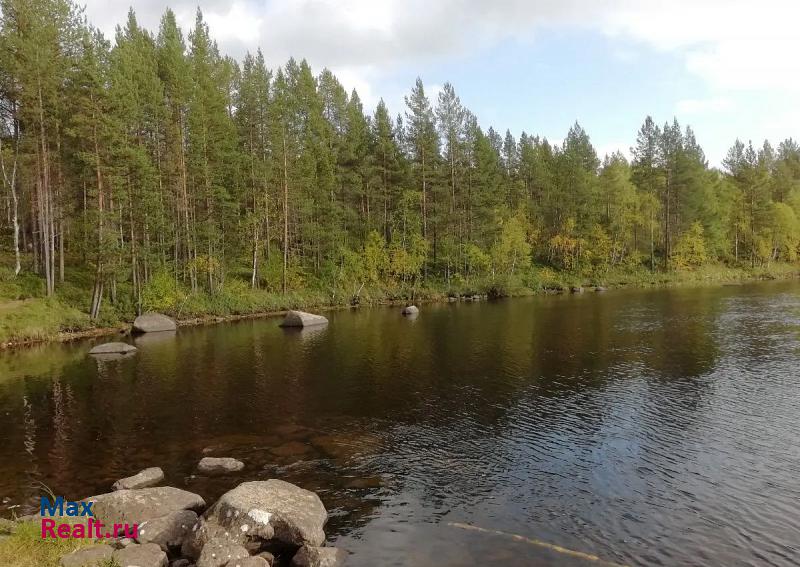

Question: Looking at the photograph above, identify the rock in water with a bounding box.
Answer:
[291,545,347,567]
[60,544,114,567]
[112,543,168,567]
[113,467,165,491]
[197,457,245,475]
[401,305,419,315]
[570,286,584,294]
[279,310,328,328]
[90,487,205,526]
[182,479,327,559]
[133,312,177,333]
[89,342,137,355]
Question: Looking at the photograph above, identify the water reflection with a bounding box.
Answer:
[1,282,799,566]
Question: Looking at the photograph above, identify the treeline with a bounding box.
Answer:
[1,0,800,319]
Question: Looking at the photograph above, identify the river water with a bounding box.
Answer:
[1,282,799,566]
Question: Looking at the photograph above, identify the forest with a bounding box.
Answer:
[1,0,800,337]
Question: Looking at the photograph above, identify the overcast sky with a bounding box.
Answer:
[82,0,800,166]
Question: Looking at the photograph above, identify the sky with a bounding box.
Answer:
[81,0,800,167]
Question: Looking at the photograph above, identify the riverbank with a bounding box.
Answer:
[0,471,342,567]
[1,262,798,349]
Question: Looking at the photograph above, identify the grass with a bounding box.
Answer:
[0,297,92,345]
[0,520,118,567]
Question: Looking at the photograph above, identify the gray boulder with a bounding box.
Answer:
[90,486,205,526]
[279,310,328,328]
[291,546,347,567]
[196,538,249,567]
[113,467,165,491]
[112,543,168,567]
[60,544,114,567]
[182,480,326,559]
[230,557,270,567]
[401,305,419,315]
[133,312,177,333]
[137,509,199,551]
[89,342,137,355]
[255,551,275,565]
[215,480,326,547]
[197,457,244,475]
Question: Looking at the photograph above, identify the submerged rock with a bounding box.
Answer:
[291,545,347,567]
[269,441,312,458]
[89,342,137,355]
[60,544,114,567]
[113,467,165,491]
[112,542,168,567]
[401,305,419,315]
[133,312,177,333]
[90,486,205,526]
[197,457,245,475]
[279,310,328,328]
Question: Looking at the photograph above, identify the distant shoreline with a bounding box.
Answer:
[2,265,797,351]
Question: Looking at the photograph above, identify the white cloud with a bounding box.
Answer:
[83,0,800,94]
[676,97,735,115]
[204,2,263,45]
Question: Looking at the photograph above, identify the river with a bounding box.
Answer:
[1,281,799,566]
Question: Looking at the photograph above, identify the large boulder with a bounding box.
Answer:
[291,546,347,567]
[231,557,270,567]
[89,342,137,355]
[196,538,250,567]
[133,313,177,334]
[279,311,328,328]
[137,509,199,551]
[113,467,165,491]
[89,487,205,526]
[112,542,168,567]
[60,544,114,567]
[182,480,326,559]
[197,457,245,475]
[401,305,419,315]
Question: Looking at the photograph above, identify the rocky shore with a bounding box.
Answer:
[27,465,345,567]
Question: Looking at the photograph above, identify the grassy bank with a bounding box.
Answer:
[0,520,116,567]
[1,259,798,348]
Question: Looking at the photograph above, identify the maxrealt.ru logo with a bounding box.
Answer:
[40,497,138,539]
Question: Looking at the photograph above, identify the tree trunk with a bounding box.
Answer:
[282,130,289,295]
[0,133,21,276]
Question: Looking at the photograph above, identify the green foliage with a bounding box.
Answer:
[491,212,532,275]
[671,222,709,269]
[769,202,800,261]
[141,270,185,313]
